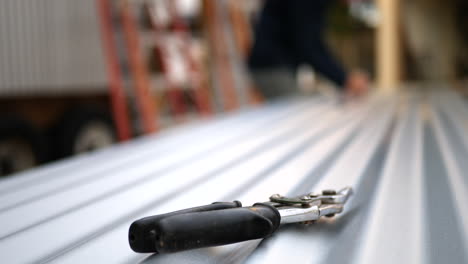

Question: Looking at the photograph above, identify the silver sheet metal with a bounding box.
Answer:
[0,92,467,264]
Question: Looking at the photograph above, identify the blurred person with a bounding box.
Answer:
[248,0,369,99]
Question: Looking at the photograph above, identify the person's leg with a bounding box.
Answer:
[250,67,298,100]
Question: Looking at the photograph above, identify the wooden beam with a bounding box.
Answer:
[376,0,401,92]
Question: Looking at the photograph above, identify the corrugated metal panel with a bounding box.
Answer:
[0,92,467,263]
[0,0,107,96]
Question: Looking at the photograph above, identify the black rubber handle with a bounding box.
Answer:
[129,202,281,253]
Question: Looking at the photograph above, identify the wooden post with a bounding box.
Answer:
[376,0,401,92]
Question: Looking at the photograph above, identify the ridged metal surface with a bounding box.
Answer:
[0,0,107,96]
[0,91,467,263]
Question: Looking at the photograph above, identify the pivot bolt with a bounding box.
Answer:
[270,194,281,199]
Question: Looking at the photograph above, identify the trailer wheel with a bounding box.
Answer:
[0,116,46,177]
[55,107,116,158]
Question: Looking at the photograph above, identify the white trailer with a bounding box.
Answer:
[0,0,117,176]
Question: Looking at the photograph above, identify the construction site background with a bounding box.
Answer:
[0,0,467,177]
